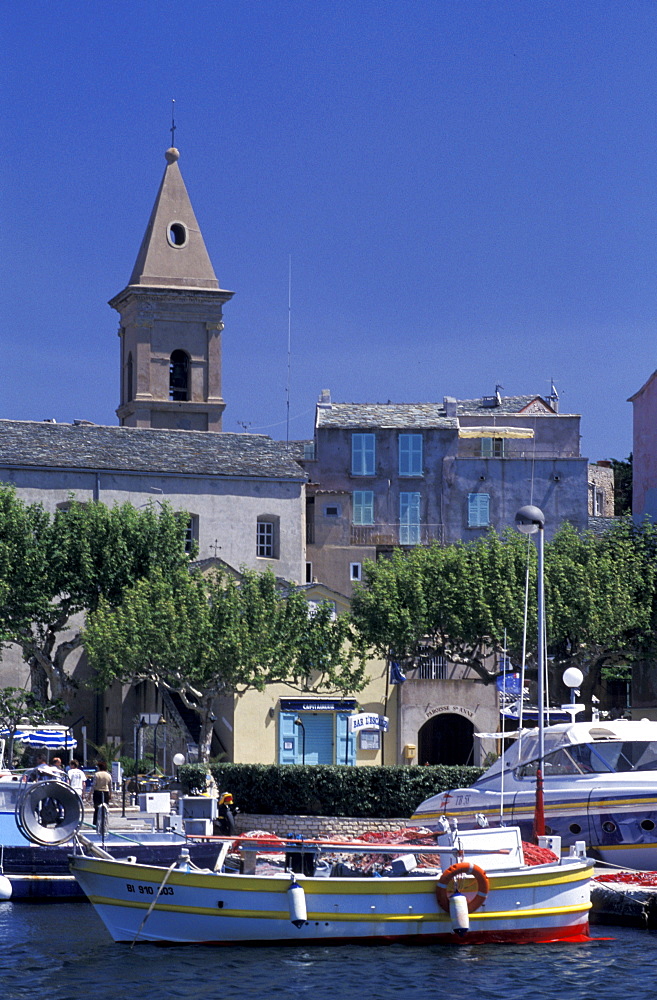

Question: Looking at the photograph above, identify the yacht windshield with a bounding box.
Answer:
[586,740,657,772]
[516,740,657,778]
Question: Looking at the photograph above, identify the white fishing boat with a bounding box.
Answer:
[411,718,657,869]
[69,823,594,946]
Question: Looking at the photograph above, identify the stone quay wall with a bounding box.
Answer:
[234,813,410,839]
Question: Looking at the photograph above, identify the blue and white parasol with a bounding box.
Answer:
[0,726,77,749]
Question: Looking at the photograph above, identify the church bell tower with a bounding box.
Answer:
[111,147,233,431]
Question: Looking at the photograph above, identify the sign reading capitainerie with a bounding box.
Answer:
[280,699,357,713]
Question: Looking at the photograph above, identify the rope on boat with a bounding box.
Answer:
[130,860,178,948]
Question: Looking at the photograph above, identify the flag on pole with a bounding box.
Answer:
[390,661,406,684]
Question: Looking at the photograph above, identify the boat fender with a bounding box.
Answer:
[436,862,489,914]
[0,874,12,901]
[287,877,308,927]
[448,889,469,935]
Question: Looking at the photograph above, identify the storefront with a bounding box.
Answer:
[278,698,357,765]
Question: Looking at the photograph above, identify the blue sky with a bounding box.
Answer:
[3,1,656,462]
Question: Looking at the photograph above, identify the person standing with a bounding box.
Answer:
[216,791,236,836]
[28,754,59,781]
[50,757,66,779]
[67,759,86,797]
[92,761,112,827]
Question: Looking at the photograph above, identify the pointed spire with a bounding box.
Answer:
[128,148,220,291]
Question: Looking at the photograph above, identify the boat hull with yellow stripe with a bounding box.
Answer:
[69,852,593,946]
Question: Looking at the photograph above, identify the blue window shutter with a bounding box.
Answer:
[336,713,356,766]
[278,712,298,764]
[412,434,422,473]
[400,492,421,544]
[353,490,374,525]
[352,434,375,475]
[468,493,490,527]
[399,434,422,476]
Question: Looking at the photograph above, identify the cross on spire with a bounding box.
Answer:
[170,99,176,147]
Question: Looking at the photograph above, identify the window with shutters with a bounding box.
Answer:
[352,491,374,525]
[468,493,490,528]
[352,433,375,476]
[399,434,423,476]
[399,492,421,544]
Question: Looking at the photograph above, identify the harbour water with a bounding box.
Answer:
[0,901,656,1000]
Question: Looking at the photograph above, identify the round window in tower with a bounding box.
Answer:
[167,222,188,248]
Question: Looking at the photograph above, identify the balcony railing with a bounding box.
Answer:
[350,523,444,546]
[456,448,582,460]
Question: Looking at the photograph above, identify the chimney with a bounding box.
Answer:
[547,379,560,413]
[443,396,457,418]
[317,389,332,409]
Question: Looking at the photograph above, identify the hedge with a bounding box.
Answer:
[179,763,484,819]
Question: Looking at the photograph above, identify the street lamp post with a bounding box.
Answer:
[173,752,185,787]
[293,717,306,765]
[153,716,166,776]
[134,718,147,805]
[562,666,585,724]
[515,505,546,767]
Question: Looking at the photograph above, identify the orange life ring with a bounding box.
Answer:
[436,862,489,913]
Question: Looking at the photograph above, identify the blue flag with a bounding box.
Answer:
[390,661,406,684]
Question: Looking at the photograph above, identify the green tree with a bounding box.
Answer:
[351,531,530,683]
[351,520,657,694]
[544,518,657,691]
[610,454,632,516]
[83,568,366,760]
[0,486,191,706]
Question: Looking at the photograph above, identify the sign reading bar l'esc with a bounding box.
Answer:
[348,713,389,733]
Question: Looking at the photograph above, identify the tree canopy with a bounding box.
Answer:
[350,519,657,694]
[610,454,632,516]
[83,568,366,760]
[0,486,192,704]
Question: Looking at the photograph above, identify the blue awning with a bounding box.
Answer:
[0,726,77,749]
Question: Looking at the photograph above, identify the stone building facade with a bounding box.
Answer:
[300,388,588,598]
[587,461,615,517]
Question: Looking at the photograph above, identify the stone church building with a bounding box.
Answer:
[0,147,309,762]
[0,144,512,771]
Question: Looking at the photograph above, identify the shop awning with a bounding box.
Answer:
[458,426,535,439]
